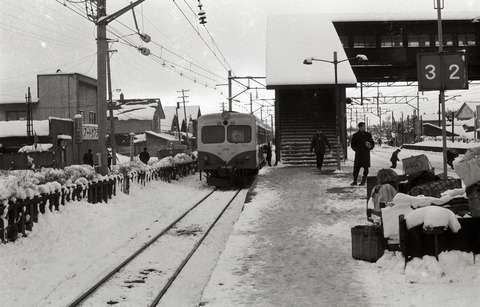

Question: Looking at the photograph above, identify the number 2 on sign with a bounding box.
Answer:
[449,64,460,80]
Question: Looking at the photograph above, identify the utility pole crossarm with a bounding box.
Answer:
[96,0,146,25]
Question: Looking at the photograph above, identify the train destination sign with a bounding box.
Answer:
[417,52,468,91]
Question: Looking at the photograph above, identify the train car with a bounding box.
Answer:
[197,111,272,187]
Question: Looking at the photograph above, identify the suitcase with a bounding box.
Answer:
[351,225,385,262]
[409,178,462,198]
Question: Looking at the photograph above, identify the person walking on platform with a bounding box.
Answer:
[350,122,374,185]
[390,148,401,169]
[310,127,331,172]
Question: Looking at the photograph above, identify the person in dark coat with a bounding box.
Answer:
[390,148,401,169]
[264,142,272,166]
[82,149,94,166]
[310,127,332,172]
[350,122,374,185]
[139,147,150,164]
[447,149,459,170]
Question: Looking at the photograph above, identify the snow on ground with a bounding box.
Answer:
[1,140,480,306]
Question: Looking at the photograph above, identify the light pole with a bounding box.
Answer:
[303,52,367,171]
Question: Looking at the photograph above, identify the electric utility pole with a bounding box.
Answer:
[95,0,146,175]
[178,89,190,150]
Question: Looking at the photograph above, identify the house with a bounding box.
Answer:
[161,105,201,149]
[0,118,98,169]
[456,101,480,138]
[109,94,165,155]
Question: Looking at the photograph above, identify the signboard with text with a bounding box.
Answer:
[82,124,98,140]
[417,52,468,91]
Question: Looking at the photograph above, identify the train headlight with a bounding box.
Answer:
[244,154,250,160]
[202,155,209,161]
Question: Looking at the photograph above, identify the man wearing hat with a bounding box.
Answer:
[350,122,374,185]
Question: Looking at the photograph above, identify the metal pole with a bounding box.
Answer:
[436,0,448,178]
[334,51,341,171]
[228,70,232,111]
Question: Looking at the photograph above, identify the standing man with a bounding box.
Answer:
[310,127,332,172]
[139,147,150,164]
[350,122,374,185]
[83,149,94,166]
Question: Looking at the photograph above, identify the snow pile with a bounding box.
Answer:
[404,251,477,284]
[18,143,53,153]
[405,206,461,232]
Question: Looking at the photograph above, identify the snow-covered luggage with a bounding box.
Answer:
[454,146,480,188]
[466,183,480,217]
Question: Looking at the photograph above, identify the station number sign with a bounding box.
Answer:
[417,52,468,91]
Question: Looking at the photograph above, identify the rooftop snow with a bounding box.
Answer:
[0,120,49,138]
[266,14,357,88]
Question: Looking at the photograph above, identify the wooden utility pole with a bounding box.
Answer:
[178,89,190,150]
[107,47,117,166]
[96,0,108,175]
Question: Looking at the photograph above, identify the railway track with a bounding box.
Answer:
[68,188,243,307]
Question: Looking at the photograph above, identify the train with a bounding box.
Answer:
[196,111,273,187]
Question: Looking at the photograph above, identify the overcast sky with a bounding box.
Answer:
[1,0,480,123]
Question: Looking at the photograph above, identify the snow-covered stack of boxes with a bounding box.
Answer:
[454,146,480,217]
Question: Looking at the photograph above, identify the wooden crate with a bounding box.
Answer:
[351,225,385,262]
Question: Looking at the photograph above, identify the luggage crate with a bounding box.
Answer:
[351,225,385,262]
[402,154,434,175]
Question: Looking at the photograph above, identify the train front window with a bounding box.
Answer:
[202,125,225,143]
[227,125,251,143]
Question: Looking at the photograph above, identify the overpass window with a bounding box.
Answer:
[381,35,403,47]
[202,125,224,143]
[353,35,375,48]
[340,36,349,48]
[458,33,476,46]
[407,34,431,47]
[435,34,453,46]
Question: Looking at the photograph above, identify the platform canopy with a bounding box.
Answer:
[266,14,357,89]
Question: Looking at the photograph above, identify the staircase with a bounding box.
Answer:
[279,89,342,166]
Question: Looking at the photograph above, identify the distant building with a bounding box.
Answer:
[109,94,166,155]
[161,105,201,149]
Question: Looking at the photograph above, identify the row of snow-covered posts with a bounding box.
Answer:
[0,178,117,243]
[0,162,197,243]
[120,162,197,194]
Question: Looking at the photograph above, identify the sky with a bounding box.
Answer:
[1,0,480,122]
[2,142,480,306]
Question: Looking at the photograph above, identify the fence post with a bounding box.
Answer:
[7,201,18,242]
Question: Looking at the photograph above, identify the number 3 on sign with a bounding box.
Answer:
[425,64,436,80]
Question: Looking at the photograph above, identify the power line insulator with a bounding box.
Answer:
[139,33,151,43]
[138,47,150,56]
